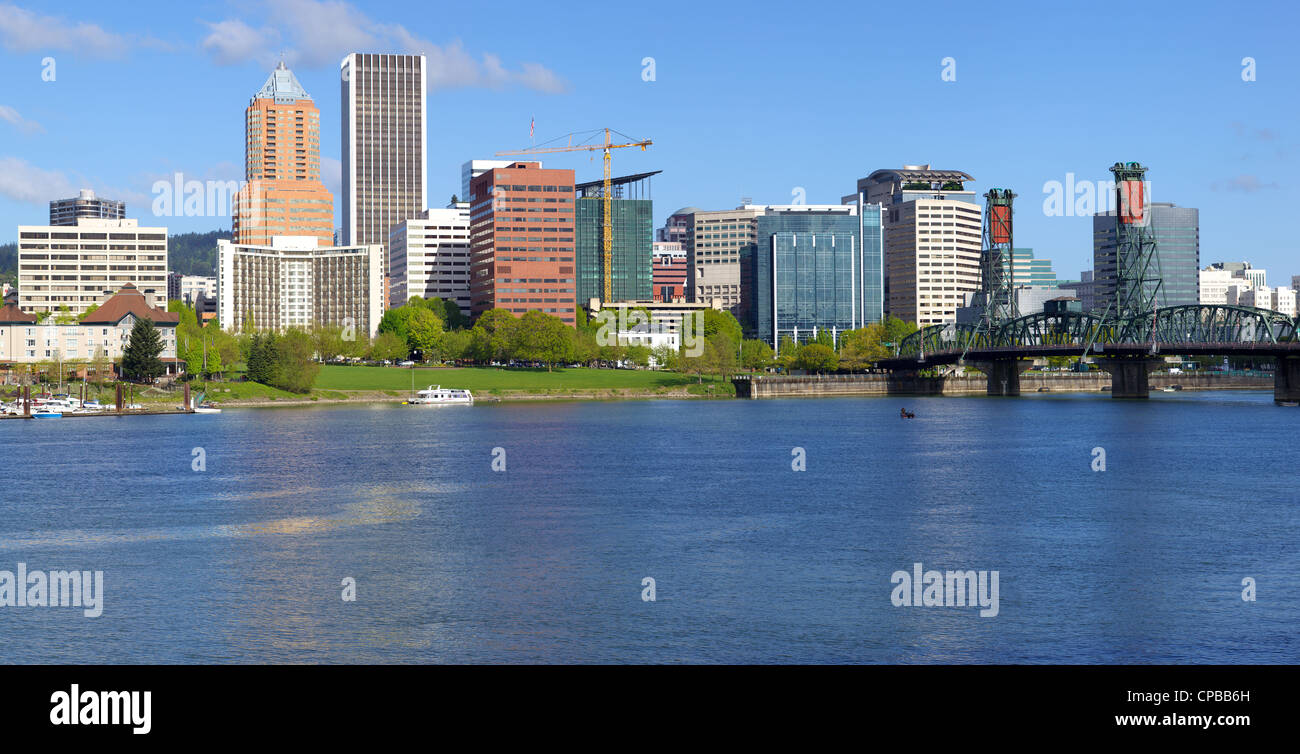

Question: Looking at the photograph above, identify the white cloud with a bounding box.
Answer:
[320,156,342,203]
[0,3,127,57]
[201,19,281,67]
[0,156,77,204]
[201,0,569,93]
[0,105,43,134]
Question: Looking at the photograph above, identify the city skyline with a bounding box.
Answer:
[0,0,1296,280]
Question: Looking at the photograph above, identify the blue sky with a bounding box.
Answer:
[0,0,1297,281]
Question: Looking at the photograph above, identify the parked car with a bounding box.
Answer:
[398,360,415,367]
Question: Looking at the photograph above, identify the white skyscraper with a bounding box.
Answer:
[340,53,428,289]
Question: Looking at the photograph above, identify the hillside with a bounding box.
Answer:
[168,230,231,276]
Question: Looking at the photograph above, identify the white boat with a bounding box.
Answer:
[32,409,62,418]
[407,385,473,406]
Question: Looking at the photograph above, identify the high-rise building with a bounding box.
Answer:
[468,162,577,325]
[231,62,334,248]
[753,205,877,349]
[839,194,885,327]
[49,189,125,226]
[217,236,383,336]
[651,242,686,302]
[656,207,697,245]
[1093,202,1199,310]
[341,53,428,284]
[574,171,656,308]
[846,166,981,326]
[461,160,515,203]
[388,203,472,314]
[1010,248,1058,286]
[17,218,168,315]
[685,206,762,319]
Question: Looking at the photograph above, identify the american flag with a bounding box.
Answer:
[529,116,534,140]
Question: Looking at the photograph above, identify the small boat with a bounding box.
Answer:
[406,385,473,405]
[193,404,222,414]
[32,409,62,418]
[1160,386,1178,392]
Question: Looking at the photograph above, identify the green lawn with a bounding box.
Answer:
[314,365,720,393]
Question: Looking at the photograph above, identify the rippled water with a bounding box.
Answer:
[0,390,1296,663]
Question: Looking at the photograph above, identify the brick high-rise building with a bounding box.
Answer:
[468,162,577,326]
[231,62,334,248]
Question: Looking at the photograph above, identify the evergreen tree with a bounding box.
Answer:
[121,317,165,382]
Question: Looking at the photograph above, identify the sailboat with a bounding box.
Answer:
[191,391,222,414]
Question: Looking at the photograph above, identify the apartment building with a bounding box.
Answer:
[16,218,168,315]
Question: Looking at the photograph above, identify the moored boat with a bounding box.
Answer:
[406,385,473,405]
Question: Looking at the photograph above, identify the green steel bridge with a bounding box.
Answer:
[877,305,1300,402]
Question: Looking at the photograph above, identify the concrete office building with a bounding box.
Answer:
[388,203,472,314]
[468,162,577,325]
[217,236,383,337]
[16,218,168,315]
[49,189,125,226]
[845,165,981,326]
[1059,270,1098,313]
[179,275,217,305]
[685,206,762,319]
[1093,202,1199,309]
[232,62,334,248]
[1273,287,1297,317]
[341,53,428,283]
[575,171,656,308]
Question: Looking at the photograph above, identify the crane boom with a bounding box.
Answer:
[497,128,651,303]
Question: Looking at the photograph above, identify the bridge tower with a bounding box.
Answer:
[975,188,1018,331]
[1109,162,1161,335]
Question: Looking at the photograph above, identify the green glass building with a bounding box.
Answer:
[575,171,657,308]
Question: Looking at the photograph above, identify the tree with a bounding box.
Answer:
[698,309,743,346]
[650,343,678,371]
[269,328,319,393]
[121,318,165,382]
[470,309,518,363]
[312,323,346,362]
[245,333,277,383]
[440,329,473,362]
[794,343,838,374]
[740,339,774,371]
[406,307,444,361]
[89,346,110,388]
[706,333,738,380]
[838,324,891,371]
[512,310,572,371]
[370,331,408,362]
[377,305,418,344]
[78,303,99,321]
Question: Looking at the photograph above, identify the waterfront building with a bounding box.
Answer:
[587,297,723,337]
[652,242,686,302]
[845,165,981,326]
[216,236,383,336]
[1234,285,1271,310]
[0,284,181,374]
[231,62,334,248]
[468,161,577,325]
[1093,202,1200,309]
[49,189,125,226]
[752,205,878,348]
[16,217,168,315]
[341,53,428,283]
[575,172,656,308]
[685,206,762,320]
[388,203,471,314]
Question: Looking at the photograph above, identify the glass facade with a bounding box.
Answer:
[1093,203,1200,311]
[575,197,653,306]
[754,210,865,347]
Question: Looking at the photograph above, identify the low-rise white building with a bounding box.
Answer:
[387,204,471,314]
[1273,287,1297,317]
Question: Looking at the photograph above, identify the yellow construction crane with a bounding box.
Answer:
[497,128,652,303]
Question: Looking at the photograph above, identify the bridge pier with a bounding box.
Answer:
[1097,357,1164,398]
[1274,357,1300,404]
[969,359,1031,396]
